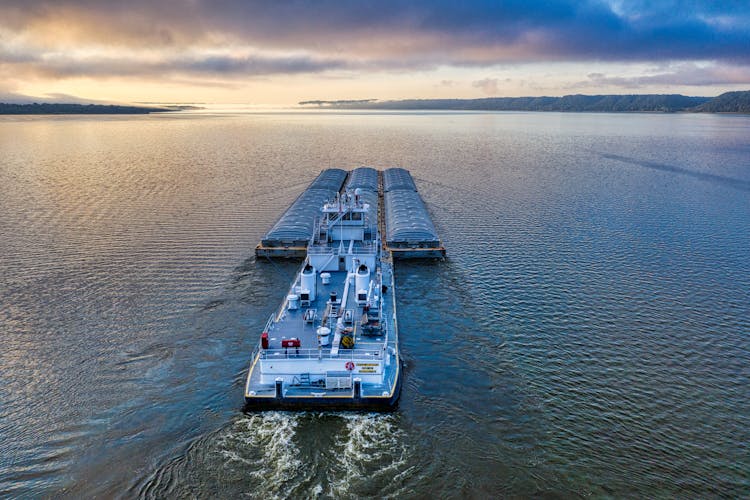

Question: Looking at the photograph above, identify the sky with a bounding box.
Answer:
[1,0,749,105]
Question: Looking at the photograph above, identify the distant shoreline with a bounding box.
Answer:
[0,103,183,115]
[299,91,750,114]
[3,92,749,114]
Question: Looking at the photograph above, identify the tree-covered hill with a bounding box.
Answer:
[0,103,169,114]
[300,91,750,113]
[690,91,750,113]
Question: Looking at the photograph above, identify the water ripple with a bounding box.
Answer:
[1,112,748,498]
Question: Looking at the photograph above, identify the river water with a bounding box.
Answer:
[1,111,748,498]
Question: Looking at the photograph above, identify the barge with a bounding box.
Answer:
[245,167,441,410]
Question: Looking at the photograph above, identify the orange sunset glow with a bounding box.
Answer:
[2,1,750,105]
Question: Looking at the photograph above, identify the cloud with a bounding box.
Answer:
[1,0,750,83]
[0,90,107,103]
[579,62,750,89]
[472,78,500,95]
[180,54,347,75]
[0,45,349,80]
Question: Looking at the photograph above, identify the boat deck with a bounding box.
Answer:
[245,255,399,403]
[266,266,386,351]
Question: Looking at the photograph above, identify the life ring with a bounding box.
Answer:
[345,361,355,371]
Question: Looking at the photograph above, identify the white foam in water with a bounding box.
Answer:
[328,414,415,498]
[215,412,303,498]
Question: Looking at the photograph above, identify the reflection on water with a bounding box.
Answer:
[0,112,748,497]
[601,152,750,191]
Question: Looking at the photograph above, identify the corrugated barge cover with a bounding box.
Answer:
[307,168,349,191]
[262,169,347,246]
[346,167,379,192]
[383,167,417,192]
[384,190,440,246]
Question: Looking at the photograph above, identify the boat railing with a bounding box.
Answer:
[263,313,275,333]
[307,245,335,255]
[310,216,321,245]
[351,243,377,254]
[306,243,376,255]
[258,344,385,361]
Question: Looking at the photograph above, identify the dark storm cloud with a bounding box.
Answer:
[1,0,749,78]
[0,46,347,79]
[181,54,347,75]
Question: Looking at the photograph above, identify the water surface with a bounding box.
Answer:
[1,111,748,497]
